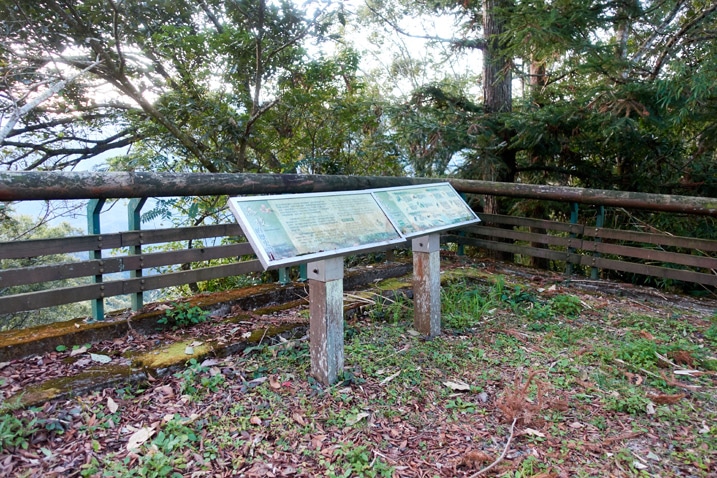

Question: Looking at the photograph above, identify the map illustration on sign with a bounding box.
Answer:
[373,183,479,237]
[228,183,480,269]
[228,191,405,268]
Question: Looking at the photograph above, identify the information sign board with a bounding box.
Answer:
[373,183,479,237]
[228,191,405,269]
[228,183,480,270]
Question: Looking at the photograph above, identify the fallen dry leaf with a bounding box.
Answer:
[524,427,546,437]
[250,416,262,426]
[70,346,88,357]
[292,412,306,426]
[126,427,154,451]
[310,434,326,450]
[443,379,470,391]
[647,392,686,404]
[90,353,111,364]
[106,397,119,414]
[347,412,370,426]
[460,450,491,469]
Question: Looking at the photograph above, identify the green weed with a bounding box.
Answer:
[0,412,36,451]
[549,294,583,317]
[159,302,209,329]
[442,281,496,330]
[330,443,394,477]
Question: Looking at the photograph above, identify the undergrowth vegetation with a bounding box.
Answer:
[1,273,715,476]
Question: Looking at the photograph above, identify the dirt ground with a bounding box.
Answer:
[1,257,715,477]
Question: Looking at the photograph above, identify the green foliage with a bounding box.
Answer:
[706,325,717,346]
[175,359,225,398]
[604,387,651,416]
[330,443,394,478]
[0,412,36,451]
[81,415,202,477]
[158,303,209,329]
[549,294,583,318]
[441,281,496,330]
[368,295,412,324]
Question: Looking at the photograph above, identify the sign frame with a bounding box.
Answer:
[372,183,480,238]
[228,189,406,269]
[228,183,480,270]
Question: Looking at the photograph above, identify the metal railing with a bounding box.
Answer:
[1,172,716,325]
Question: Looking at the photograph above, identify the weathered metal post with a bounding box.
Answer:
[591,205,605,280]
[87,199,106,321]
[566,202,579,275]
[278,267,290,285]
[412,233,441,337]
[308,257,344,385]
[128,198,147,311]
[457,193,468,256]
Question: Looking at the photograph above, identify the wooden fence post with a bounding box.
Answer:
[412,233,441,337]
[308,257,344,385]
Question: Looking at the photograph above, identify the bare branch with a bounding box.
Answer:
[366,4,484,49]
[649,2,717,80]
[0,59,102,144]
[631,0,685,65]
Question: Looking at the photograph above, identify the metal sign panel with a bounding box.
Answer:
[228,190,404,269]
[373,183,480,238]
[228,183,480,270]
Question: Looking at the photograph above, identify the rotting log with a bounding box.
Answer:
[2,172,717,217]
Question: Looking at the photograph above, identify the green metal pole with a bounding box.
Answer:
[279,267,290,285]
[87,199,106,321]
[591,205,605,280]
[566,202,579,276]
[457,193,467,256]
[128,198,147,310]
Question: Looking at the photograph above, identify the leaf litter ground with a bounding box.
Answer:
[0,256,715,477]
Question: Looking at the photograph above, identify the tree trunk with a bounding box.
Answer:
[483,0,516,261]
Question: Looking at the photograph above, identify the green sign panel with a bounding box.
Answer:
[373,183,478,237]
[228,183,480,269]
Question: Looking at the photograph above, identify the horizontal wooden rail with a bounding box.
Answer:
[0,224,244,260]
[0,260,263,314]
[2,171,717,216]
[2,172,716,329]
[0,243,254,289]
[456,214,717,288]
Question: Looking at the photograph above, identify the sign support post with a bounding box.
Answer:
[308,257,344,385]
[229,183,480,384]
[412,233,441,337]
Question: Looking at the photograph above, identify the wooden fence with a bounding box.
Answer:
[1,172,716,324]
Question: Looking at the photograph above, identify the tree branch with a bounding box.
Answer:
[366,4,484,50]
[0,58,102,144]
[649,2,717,80]
[467,418,517,478]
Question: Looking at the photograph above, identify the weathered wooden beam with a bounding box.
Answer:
[449,179,717,217]
[0,172,424,200]
[0,243,254,288]
[2,172,716,216]
[307,257,345,386]
[0,224,243,260]
[0,261,263,314]
[412,234,441,337]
